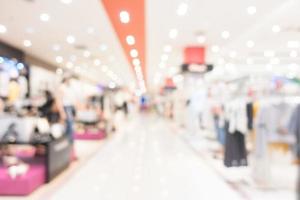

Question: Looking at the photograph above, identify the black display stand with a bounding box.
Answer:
[0,135,72,183]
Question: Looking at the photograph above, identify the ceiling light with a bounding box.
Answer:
[0,24,7,34]
[94,59,101,66]
[211,45,220,53]
[66,62,73,69]
[133,58,141,66]
[270,57,280,65]
[177,2,188,16]
[109,82,116,89]
[126,35,135,45]
[87,27,95,34]
[40,13,50,22]
[56,56,63,63]
[221,31,230,39]
[61,0,72,4]
[83,50,91,58]
[290,50,298,58]
[272,25,281,33]
[23,40,32,47]
[264,50,275,57]
[56,68,63,75]
[130,49,138,58]
[25,27,35,34]
[246,40,255,48]
[287,41,300,48]
[229,51,237,58]
[161,54,169,61]
[247,6,257,15]
[99,44,108,51]
[169,29,178,39]
[197,35,206,44]
[119,11,130,24]
[70,55,77,61]
[52,44,61,51]
[66,35,75,44]
[164,45,172,53]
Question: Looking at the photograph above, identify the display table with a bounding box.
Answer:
[74,131,106,140]
[0,165,45,196]
[0,135,72,196]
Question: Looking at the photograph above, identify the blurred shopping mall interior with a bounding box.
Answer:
[0,0,299,199]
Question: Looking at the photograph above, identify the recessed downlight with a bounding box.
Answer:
[119,11,130,24]
[221,31,230,39]
[40,13,50,22]
[130,49,139,58]
[126,35,135,45]
[83,50,91,58]
[164,45,172,53]
[247,6,257,15]
[56,68,63,75]
[0,24,7,33]
[87,27,95,34]
[177,2,188,16]
[99,44,108,51]
[23,40,32,47]
[272,25,281,33]
[52,44,61,51]
[246,40,255,48]
[197,35,206,44]
[133,58,141,66]
[169,29,178,39]
[94,59,101,66]
[66,35,75,44]
[55,56,63,63]
[211,45,220,53]
[66,62,73,69]
[290,50,298,58]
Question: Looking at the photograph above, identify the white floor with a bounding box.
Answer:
[49,114,242,200]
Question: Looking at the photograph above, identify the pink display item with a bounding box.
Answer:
[15,148,36,159]
[0,165,45,196]
[74,131,106,140]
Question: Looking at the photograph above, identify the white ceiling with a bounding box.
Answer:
[0,0,133,85]
[0,0,300,89]
[147,0,300,86]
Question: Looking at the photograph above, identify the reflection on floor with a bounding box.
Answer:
[50,114,241,200]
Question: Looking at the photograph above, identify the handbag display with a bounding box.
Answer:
[1,123,19,143]
[50,123,65,139]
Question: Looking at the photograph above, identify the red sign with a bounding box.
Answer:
[184,47,205,64]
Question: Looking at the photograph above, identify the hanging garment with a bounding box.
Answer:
[246,102,254,130]
[288,104,300,159]
[224,121,248,167]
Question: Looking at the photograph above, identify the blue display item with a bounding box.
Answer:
[0,56,28,75]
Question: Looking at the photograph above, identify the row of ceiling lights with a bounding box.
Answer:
[119,10,146,93]
[0,1,123,86]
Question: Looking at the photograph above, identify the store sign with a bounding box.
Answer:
[181,63,213,73]
[184,47,205,64]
